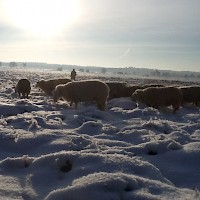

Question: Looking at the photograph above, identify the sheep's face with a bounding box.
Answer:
[36,80,45,88]
[132,89,144,102]
[14,86,18,93]
[132,92,137,101]
[53,88,60,102]
[132,91,138,101]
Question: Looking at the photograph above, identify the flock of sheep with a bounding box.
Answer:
[15,77,200,113]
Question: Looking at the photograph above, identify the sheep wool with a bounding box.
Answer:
[53,80,109,111]
[15,78,31,98]
[132,86,183,113]
[36,78,71,95]
[179,86,200,106]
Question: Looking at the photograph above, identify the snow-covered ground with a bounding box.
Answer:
[0,68,200,200]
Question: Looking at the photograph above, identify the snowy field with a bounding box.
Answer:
[0,68,200,200]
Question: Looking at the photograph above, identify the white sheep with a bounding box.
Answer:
[106,82,128,99]
[132,86,183,113]
[179,86,200,106]
[36,78,71,96]
[53,80,110,111]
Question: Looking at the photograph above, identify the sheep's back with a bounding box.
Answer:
[16,79,31,94]
[140,86,182,106]
[37,78,71,95]
[179,86,200,103]
[63,80,109,101]
[106,82,127,99]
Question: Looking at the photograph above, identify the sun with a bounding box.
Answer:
[3,0,80,38]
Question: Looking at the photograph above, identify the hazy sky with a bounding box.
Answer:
[0,0,200,71]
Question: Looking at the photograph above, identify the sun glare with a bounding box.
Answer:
[3,0,80,38]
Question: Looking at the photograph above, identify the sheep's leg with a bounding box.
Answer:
[97,101,106,111]
[70,101,78,109]
[152,104,158,109]
[172,104,179,113]
[74,102,78,109]
[22,93,26,99]
[195,101,200,107]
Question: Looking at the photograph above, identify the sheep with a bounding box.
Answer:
[132,86,183,113]
[53,80,109,111]
[122,83,164,98]
[122,84,164,97]
[15,78,31,98]
[106,82,164,99]
[122,85,144,97]
[106,82,128,99]
[179,86,200,106]
[36,78,71,96]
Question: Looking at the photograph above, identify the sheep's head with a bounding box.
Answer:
[132,91,138,102]
[132,89,144,102]
[36,80,45,88]
[53,90,58,102]
[53,86,61,102]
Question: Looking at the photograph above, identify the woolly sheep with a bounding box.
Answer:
[122,85,144,97]
[15,78,31,98]
[53,80,109,111]
[123,84,164,97]
[106,82,127,99]
[36,78,71,96]
[132,86,183,113]
[106,82,164,99]
[179,86,200,106]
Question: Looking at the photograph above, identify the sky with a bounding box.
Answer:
[0,0,200,71]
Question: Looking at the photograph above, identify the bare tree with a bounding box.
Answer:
[23,62,27,68]
[101,68,107,74]
[9,61,17,68]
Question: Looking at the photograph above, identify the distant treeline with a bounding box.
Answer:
[1,61,200,81]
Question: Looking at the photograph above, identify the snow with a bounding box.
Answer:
[0,68,200,200]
